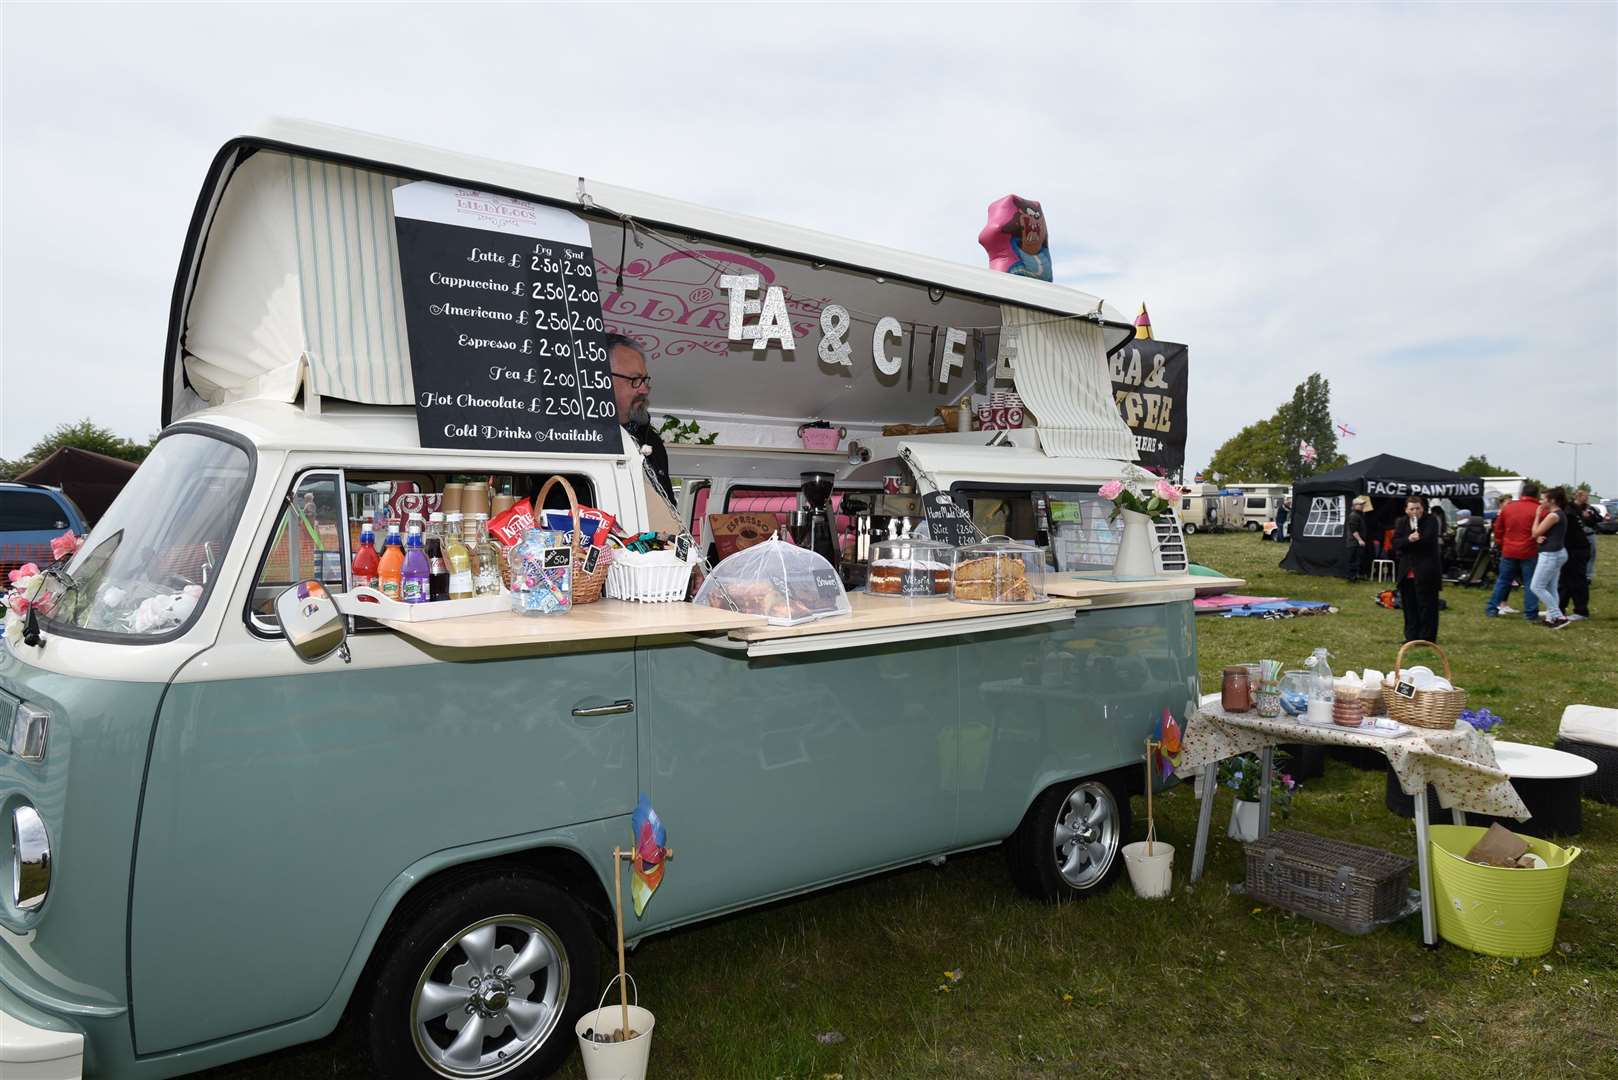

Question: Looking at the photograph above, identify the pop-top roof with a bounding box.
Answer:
[164,119,1136,443]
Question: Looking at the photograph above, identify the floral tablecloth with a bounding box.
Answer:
[1176,697,1530,820]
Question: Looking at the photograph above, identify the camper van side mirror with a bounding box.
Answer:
[274,580,351,665]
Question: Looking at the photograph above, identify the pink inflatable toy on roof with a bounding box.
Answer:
[978,195,1052,281]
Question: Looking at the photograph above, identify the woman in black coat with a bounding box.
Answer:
[1390,493,1442,642]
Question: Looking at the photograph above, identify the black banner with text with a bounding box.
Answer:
[1110,340,1188,477]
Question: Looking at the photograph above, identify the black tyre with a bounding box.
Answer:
[1246,521,1261,532]
[1183,522,1198,535]
[1008,775,1131,902]
[363,872,600,1080]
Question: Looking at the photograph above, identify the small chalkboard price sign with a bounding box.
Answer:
[922,491,980,547]
[392,181,620,454]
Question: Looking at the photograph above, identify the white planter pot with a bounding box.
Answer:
[1122,840,1175,898]
[1228,799,1262,842]
[1114,509,1157,577]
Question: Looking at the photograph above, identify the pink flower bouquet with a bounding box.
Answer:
[1098,478,1178,523]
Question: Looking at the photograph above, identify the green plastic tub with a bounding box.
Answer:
[1428,825,1581,958]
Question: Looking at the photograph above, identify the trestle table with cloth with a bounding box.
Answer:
[1178,696,1527,945]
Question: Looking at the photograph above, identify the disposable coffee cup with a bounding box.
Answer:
[492,494,517,518]
[461,483,490,519]
[441,483,464,516]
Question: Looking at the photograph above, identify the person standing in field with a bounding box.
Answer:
[1392,494,1442,642]
[1531,487,1572,629]
[1345,495,1372,581]
[1559,488,1597,621]
[1486,481,1541,620]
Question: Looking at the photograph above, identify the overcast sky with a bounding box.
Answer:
[4,3,1615,491]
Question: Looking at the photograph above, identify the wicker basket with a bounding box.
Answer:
[535,476,612,605]
[1554,737,1618,805]
[1384,640,1467,730]
[606,548,695,603]
[1244,830,1414,934]
[1359,684,1386,717]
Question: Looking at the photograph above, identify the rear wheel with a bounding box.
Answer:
[363,872,600,1080]
[1008,776,1131,901]
[1183,522,1198,535]
[1246,521,1261,532]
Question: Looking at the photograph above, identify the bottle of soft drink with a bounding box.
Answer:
[353,518,380,590]
[445,512,475,599]
[426,531,450,602]
[402,524,431,603]
[472,513,504,595]
[378,522,405,600]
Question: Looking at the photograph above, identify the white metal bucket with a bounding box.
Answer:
[1122,840,1175,898]
[574,975,655,1080]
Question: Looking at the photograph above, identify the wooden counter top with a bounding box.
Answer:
[378,574,1227,651]
[378,599,768,649]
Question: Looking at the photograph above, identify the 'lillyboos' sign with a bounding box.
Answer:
[1110,341,1188,475]
[392,182,621,453]
[1366,478,1484,499]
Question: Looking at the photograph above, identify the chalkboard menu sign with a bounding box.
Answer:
[922,491,980,547]
[392,182,620,454]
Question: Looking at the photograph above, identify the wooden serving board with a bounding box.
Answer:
[1043,575,1245,601]
[378,599,768,648]
[724,591,1092,643]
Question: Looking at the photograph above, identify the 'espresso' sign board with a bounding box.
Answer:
[392,182,620,454]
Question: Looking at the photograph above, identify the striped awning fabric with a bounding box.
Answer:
[1003,306,1138,460]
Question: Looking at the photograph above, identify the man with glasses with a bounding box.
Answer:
[606,332,672,499]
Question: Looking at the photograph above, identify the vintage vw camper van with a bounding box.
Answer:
[0,122,1221,1080]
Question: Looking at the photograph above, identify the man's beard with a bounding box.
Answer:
[625,399,652,426]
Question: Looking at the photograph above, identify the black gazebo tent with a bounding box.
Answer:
[1280,454,1485,576]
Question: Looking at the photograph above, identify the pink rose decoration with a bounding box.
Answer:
[1154,478,1180,502]
[50,531,80,561]
[8,563,40,585]
[6,594,27,616]
[1098,480,1125,500]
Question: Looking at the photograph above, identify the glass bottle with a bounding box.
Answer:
[470,513,502,595]
[444,512,475,599]
[1304,647,1334,725]
[401,524,431,604]
[426,532,450,603]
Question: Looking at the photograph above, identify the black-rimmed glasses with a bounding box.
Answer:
[611,373,653,389]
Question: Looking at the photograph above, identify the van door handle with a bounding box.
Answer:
[571,699,635,718]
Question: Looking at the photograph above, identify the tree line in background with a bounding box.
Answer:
[1205,373,1347,483]
[0,419,156,480]
[1202,380,1590,494]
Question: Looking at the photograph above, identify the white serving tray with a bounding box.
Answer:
[334,585,510,622]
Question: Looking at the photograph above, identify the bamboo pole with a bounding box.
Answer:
[1144,739,1160,857]
[612,847,630,1039]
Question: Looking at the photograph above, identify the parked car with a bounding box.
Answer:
[0,481,87,573]
[1597,500,1618,534]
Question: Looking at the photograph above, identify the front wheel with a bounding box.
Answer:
[1246,521,1261,532]
[1183,522,1198,535]
[1008,776,1131,901]
[363,872,600,1080]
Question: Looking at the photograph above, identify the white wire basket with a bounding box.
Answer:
[606,548,695,603]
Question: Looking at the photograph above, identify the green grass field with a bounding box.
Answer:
[200,533,1617,1080]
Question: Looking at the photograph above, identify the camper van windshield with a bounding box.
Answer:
[34,432,252,640]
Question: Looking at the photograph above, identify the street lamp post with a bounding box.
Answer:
[1557,440,1593,488]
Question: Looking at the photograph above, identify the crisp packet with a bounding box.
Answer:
[540,507,618,548]
[488,499,538,548]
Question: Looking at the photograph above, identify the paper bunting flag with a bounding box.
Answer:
[630,793,668,918]
[1299,440,1318,465]
[1336,422,1356,438]
[1134,303,1153,340]
[1152,708,1183,780]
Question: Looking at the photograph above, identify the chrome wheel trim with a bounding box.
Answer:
[1051,781,1120,889]
[411,914,569,1078]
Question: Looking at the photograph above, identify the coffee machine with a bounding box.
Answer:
[798,471,840,570]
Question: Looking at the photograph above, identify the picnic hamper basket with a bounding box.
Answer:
[1385,640,1467,730]
[535,475,612,605]
[1244,830,1413,934]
